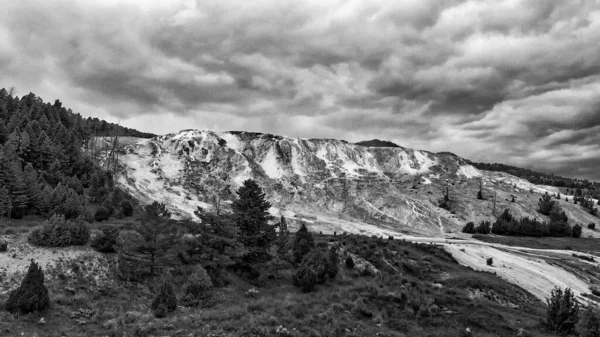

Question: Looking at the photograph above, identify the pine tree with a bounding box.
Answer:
[276,215,290,257]
[232,179,275,264]
[327,245,339,279]
[127,202,180,276]
[545,287,579,334]
[151,279,177,318]
[0,186,9,220]
[23,163,40,209]
[293,223,315,264]
[5,260,50,314]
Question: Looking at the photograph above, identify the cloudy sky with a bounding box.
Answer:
[1,0,600,180]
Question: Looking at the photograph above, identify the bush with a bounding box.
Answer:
[327,246,339,279]
[293,224,315,264]
[578,305,600,337]
[121,200,134,217]
[545,287,579,334]
[94,207,110,222]
[5,260,50,314]
[28,214,90,247]
[90,226,120,253]
[589,223,596,230]
[293,249,330,292]
[476,221,491,234]
[572,224,583,238]
[181,266,213,307]
[345,256,355,269]
[0,240,7,252]
[462,222,476,234]
[486,258,493,266]
[151,280,177,318]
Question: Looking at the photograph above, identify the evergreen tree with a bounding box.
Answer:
[184,208,246,280]
[538,192,555,215]
[276,215,290,257]
[292,223,315,264]
[5,260,50,314]
[127,202,180,276]
[545,287,579,334]
[0,186,9,220]
[151,279,177,318]
[22,163,40,209]
[232,179,275,264]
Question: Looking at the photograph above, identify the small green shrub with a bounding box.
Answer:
[345,256,355,269]
[28,214,90,247]
[94,207,110,222]
[181,266,213,307]
[121,200,134,217]
[578,305,600,337]
[5,260,50,314]
[588,223,596,230]
[573,224,583,238]
[293,249,330,292]
[0,240,7,252]
[90,226,120,253]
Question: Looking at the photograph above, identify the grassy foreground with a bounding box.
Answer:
[0,221,558,337]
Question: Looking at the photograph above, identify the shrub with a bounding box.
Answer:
[578,305,600,337]
[181,266,213,307]
[90,226,120,253]
[545,287,579,334]
[462,222,476,234]
[293,249,330,292]
[28,214,90,247]
[589,223,596,230]
[121,200,134,217]
[293,224,315,264]
[486,258,493,266]
[94,207,110,222]
[0,240,7,252]
[151,280,177,318]
[5,260,50,314]
[476,221,491,234]
[345,256,355,269]
[572,224,583,238]
[327,246,339,279]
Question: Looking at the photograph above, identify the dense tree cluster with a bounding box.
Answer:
[470,161,600,191]
[489,208,574,238]
[0,89,144,221]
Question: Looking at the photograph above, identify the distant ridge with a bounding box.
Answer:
[355,139,400,148]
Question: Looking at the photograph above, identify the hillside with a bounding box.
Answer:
[114,129,599,237]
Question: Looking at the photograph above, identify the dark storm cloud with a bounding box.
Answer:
[1,0,600,179]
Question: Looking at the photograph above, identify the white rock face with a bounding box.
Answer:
[114,129,592,237]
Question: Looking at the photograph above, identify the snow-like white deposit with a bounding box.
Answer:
[445,244,591,302]
[219,132,244,152]
[457,165,482,178]
[261,147,284,179]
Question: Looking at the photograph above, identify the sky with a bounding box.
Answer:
[1,0,600,180]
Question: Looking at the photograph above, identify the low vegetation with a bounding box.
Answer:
[0,179,570,336]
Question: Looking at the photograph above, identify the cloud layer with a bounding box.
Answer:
[1,0,600,180]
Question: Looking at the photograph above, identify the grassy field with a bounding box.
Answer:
[473,234,600,255]
[0,220,560,337]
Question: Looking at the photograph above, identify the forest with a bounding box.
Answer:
[0,88,153,222]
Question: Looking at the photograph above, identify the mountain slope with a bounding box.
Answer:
[114,129,599,238]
